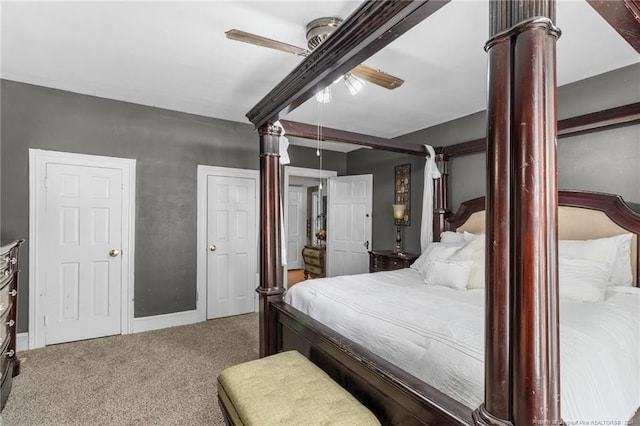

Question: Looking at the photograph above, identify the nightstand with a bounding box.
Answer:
[368,250,419,273]
[302,245,326,279]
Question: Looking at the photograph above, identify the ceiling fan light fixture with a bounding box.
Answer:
[306,17,342,50]
[344,73,365,96]
[226,17,404,97]
[315,86,332,103]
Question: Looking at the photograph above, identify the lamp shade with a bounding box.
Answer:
[344,73,365,96]
[315,86,332,103]
[392,204,406,220]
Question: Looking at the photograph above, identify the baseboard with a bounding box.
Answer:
[131,310,199,334]
[17,332,29,352]
[16,314,199,350]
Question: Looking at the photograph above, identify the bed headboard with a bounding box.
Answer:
[445,191,640,285]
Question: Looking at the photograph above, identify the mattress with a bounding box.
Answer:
[284,268,640,422]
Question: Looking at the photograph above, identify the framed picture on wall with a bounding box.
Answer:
[394,164,410,225]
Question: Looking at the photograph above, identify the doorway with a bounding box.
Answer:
[29,149,136,349]
[286,186,306,270]
[283,166,337,287]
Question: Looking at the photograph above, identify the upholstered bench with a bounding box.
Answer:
[217,350,380,425]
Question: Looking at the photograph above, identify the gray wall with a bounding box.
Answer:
[3,62,637,331]
[347,150,425,255]
[349,63,640,251]
[1,80,346,332]
[287,143,347,176]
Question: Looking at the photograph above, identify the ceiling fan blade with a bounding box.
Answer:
[225,29,310,56]
[351,64,404,90]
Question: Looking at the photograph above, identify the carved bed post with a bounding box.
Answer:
[479,6,513,422]
[433,153,450,241]
[256,123,285,358]
[476,1,561,425]
[510,16,561,424]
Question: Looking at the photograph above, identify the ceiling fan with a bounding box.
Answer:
[226,17,404,102]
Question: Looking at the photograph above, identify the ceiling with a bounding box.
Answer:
[1,1,638,148]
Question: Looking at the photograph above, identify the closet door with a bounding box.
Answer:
[40,163,123,345]
[206,174,257,319]
[31,149,135,349]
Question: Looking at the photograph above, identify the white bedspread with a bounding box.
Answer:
[284,269,640,422]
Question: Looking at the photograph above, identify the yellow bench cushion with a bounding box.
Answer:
[217,351,380,426]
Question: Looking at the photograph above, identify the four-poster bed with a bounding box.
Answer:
[246,1,640,424]
[281,190,640,424]
[273,191,640,424]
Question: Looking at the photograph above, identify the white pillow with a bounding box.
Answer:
[440,231,465,243]
[450,238,485,289]
[608,233,633,286]
[411,241,466,273]
[423,259,472,290]
[559,257,609,302]
[559,234,633,286]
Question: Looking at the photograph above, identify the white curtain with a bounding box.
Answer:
[274,121,289,266]
[420,145,441,252]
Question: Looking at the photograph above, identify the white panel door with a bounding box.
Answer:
[287,187,306,270]
[327,175,373,277]
[207,175,257,319]
[41,163,122,345]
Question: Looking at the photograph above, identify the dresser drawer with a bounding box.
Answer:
[372,258,408,272]
[1,253,17,275]
[0,271,11,291]
[304,256,322,267]
[0,280,12,319]
[302,248,322,260]
[0,239,22,412]
[387,259,410,270]
[369,250,419,273]
[302,245,326,279]
[0,334,10,382]
[305,264,323,275]
[0,324,7,358]
[0,355,9,385]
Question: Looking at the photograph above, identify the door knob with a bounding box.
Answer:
[209,244,217,252]
[109,249,119,258]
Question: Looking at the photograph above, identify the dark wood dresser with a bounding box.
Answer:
[302,245,326,279]
[368,250,419,273]
[0,239,23,411]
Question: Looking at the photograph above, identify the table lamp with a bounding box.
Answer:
[392,204,406,254]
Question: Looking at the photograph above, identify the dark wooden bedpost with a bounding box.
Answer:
[475,1,561,425]
[256,123,285,358]
[479,7,513,422]
[510,15,561,424]
[433,153,450,241]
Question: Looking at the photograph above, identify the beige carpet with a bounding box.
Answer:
[1,313,258,426]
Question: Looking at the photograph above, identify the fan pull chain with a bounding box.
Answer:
[317,99,323,190]
[316,99,321,157]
